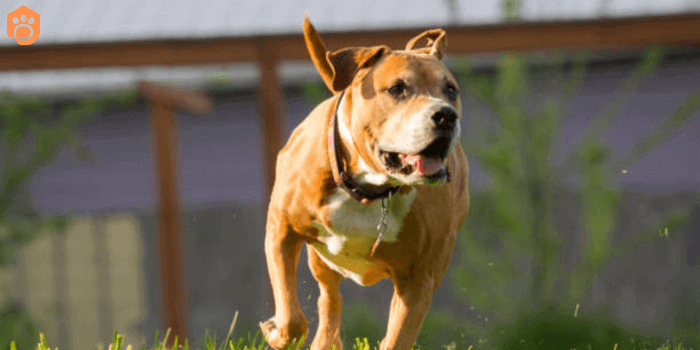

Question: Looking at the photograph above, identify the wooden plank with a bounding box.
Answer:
[256,44,284,206]
[52,229,71,348]
[106,214,148,348]
[65,219,100,349]
[23,234,59,344]
[139,81,214,115]
[1,14,700,71]
[0,38,259,71]
[256,44,285,313]
[93,215,114,346]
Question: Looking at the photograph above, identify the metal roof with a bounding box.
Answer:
[1,0,699,95]
[2,0,698,45]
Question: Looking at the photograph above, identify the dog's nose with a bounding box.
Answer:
[431,107,458,130]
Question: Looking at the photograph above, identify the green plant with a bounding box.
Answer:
[450,0,700,326]
[415,309,483,350]
[0,90,137,266]
[11,328,694,350]
[0,89,137,349]
[493,305,667,350]
[0,302,40,350]
[450,47,699,339]
[340,301,384,348]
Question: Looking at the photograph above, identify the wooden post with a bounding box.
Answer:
[141,81,213,342]
[257,44,285,312]
[257,45,285,207]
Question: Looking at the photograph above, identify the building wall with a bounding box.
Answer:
[27,55,700,215]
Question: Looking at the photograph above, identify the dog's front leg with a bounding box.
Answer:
[307,245,343,350]
[380,274,435,350]
[260,219,308,350]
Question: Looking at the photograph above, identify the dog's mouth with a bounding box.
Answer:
[378,135,452,183]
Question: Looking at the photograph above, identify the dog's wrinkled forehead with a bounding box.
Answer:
[359,53,456,100]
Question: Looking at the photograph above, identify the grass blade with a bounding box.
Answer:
[161,328,172,350]
[219,311,239,350]
[152,331,159,350]
[39,333,49,350]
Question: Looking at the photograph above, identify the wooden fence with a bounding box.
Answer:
[0,214,146,350]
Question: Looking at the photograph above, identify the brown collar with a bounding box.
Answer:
[327,91,400,204]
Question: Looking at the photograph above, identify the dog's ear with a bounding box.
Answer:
[303,15,336,93]
[405,29,447,60]
[326,45,389,93]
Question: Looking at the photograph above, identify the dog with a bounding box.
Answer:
[260,16,470,350]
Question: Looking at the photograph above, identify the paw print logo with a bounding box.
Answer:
[7,6,40,45]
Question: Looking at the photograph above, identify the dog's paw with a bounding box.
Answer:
[260,316,308,350]
[310,335,343,350]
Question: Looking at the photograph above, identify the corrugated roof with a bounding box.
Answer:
[2,0,696,46]
[1,0,698,95]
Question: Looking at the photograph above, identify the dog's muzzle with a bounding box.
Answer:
[378,106,458,183]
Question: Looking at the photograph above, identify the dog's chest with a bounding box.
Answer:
[312,188,416,285]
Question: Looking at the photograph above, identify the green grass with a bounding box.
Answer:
[9,330,695,350]
[7,311,696,350]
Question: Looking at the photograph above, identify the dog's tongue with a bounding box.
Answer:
[402,154,443,176]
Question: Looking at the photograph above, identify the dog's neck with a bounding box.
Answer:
[328,91,400,204]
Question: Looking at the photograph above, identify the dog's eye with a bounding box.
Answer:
[387,81,407,99]
[444,84,459,101]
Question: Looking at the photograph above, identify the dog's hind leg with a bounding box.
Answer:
[307,245,343,350]
[260,222,308,350]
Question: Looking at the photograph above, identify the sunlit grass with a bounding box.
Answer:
[8,312,695,350]
[10,330,694,350]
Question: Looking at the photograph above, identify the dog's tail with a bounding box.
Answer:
[303,15,336,93]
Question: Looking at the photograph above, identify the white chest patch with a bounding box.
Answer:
[312,188,417,285]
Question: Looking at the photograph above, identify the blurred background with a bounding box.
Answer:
[0,0,699,349]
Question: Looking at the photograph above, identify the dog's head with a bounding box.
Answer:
[305,18,461,186]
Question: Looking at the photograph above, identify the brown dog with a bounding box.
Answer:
[260,17,470,350]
